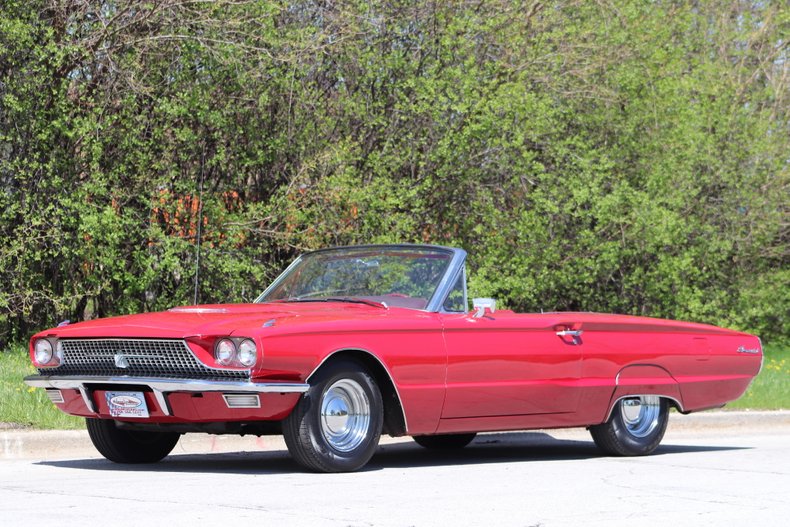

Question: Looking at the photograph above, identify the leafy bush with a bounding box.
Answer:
[1,1,787,345]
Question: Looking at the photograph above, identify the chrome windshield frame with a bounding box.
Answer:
[255,244,467,313]
[437,262,469,314]
[426,247,467,312]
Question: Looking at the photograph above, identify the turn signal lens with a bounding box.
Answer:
[215,339,236,365]
[34,339,54,366]
[237,339,257,367]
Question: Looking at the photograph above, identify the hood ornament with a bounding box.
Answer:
[114,353,130,368]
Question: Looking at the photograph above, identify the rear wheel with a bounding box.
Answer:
[283,360,383,472]
[86,418,180,463]
[590,396,669,456]
[413,433,476,450]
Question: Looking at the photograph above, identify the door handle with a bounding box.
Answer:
[556,330,583,337]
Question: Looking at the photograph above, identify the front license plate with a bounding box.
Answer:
[106,391,149,418]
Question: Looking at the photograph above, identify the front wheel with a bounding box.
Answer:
[86,418,180,463]
[589,396,669,456]
[283,360,383,472]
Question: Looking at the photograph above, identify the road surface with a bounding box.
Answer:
[1,412,788,526]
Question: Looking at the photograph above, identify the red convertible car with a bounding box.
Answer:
[25,245,762,472]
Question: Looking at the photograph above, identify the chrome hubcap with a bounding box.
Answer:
[620,396,661,438]
[320,379,370,452]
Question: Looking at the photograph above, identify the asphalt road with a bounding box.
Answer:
[1,413,788,526]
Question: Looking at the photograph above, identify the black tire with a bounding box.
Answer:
[86,418,180,463]
[589,396,669,456]
[413,433,477,450]
[283,360,383,473]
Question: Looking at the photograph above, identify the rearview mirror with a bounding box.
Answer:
[472,298,496,318]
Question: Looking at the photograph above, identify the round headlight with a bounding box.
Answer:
[237,339,257,367]
[215,339,236,365]
[34,339,54,365]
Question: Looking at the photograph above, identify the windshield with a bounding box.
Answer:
[256,246,455,310]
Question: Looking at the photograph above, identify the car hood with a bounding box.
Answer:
[35,302,394,340]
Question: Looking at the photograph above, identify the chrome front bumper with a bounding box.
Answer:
[24,375,309,416]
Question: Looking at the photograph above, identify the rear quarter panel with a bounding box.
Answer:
[674,332,762,411]
[579,316,762,420]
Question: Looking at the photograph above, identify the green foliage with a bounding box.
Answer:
[0,1,787,345]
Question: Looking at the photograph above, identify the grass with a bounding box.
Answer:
[0,342,787,430]
[0,344,83,429]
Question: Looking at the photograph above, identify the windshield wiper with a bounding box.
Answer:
[271,297,387,309]
[324,297,388,309]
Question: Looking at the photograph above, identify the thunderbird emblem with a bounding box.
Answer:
[736,346,759,354]
[114,353,130,368]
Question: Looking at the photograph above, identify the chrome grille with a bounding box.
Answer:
[41,339,248,380]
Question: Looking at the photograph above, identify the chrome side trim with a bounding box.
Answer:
[306,348,410,434]
[604,394,684,422]
[24,376,309,395]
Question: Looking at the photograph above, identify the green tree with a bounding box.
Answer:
[1,1,787,346]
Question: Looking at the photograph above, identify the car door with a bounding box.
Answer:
[439,312,584,418]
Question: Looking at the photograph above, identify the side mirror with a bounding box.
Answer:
[472,298,496,318]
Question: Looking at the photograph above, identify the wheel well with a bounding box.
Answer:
[308,349,407,437]
[605,394,685,422]
[610,364,686,419]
